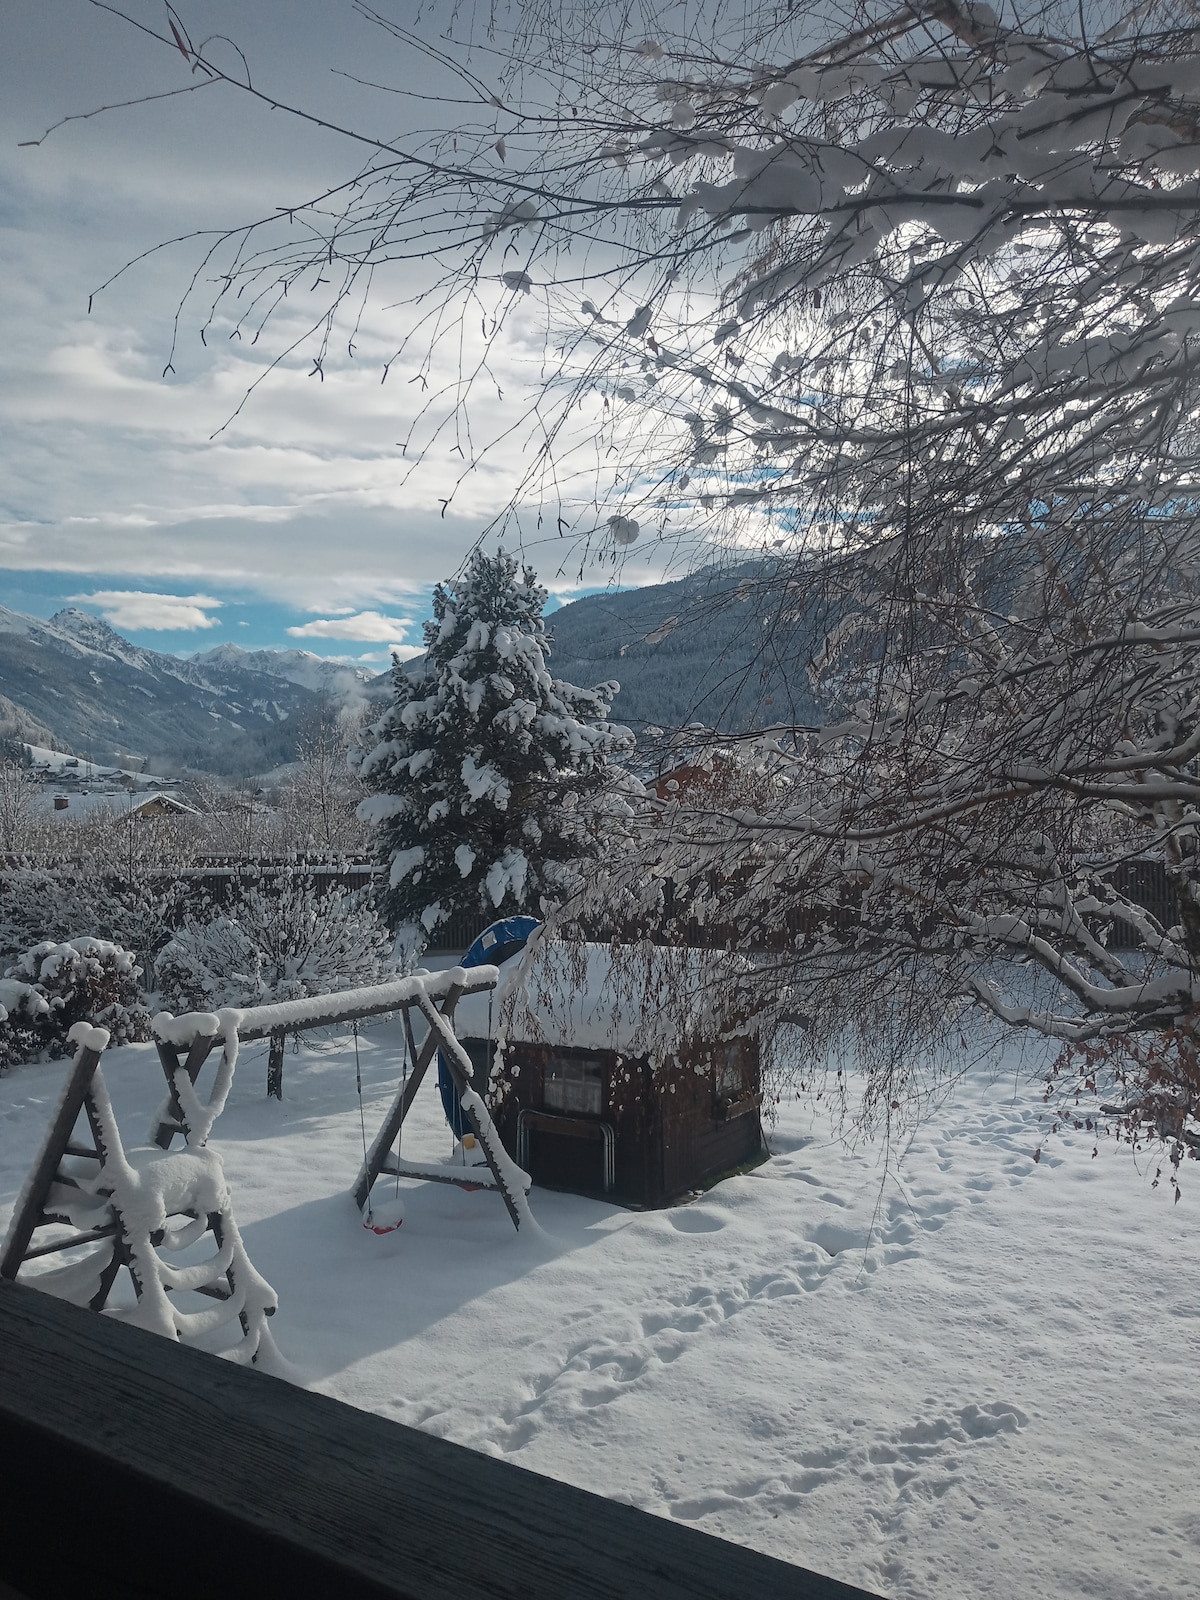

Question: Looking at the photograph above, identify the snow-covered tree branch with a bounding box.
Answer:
[76,0,1200,1171]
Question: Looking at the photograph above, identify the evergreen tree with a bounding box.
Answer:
[359,549,633,938]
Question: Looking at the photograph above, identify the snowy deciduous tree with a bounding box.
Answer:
[276,719,371,857]
[156,870,391,1013]
[0,759,39,854]
[358,548,635,939]
[79,0,1200,1171]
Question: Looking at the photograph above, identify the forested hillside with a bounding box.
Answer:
[546,563,826,733]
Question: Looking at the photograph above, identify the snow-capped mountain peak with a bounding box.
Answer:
[191,642,376,694]
[47,607,154,669]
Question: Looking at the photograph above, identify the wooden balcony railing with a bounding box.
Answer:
[0,1279,882,1600]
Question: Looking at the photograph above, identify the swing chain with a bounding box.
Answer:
[353,1020,372,1223]
[395,1011,409,1203]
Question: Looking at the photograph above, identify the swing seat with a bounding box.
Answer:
[362,1198,405,1234]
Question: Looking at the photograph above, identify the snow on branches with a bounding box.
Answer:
[1,938,150,1068]
[358,548,635,940]
[156,868,391,1014]
[86,1,1200,1177]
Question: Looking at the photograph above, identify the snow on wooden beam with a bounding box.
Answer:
[152,965,500,1049]
[0,1279,881,1600]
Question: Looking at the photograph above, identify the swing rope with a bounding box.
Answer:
[395,1020,409,1204]
[353,1020,372,1223]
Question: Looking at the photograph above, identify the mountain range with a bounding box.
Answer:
[545,564,823,733]
[189,642,378,697]
[0,566,824,775]
[0,606,340,775]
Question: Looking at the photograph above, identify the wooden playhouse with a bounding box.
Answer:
[455,941,764,1208]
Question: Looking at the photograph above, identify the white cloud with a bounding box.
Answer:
[287,610,414,644]
[313,647,419,665]
[70,590,223,631]
[0,13,704,648]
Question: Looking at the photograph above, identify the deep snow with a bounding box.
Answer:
[1,1023,1196,1600]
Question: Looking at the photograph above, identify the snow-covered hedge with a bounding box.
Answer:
[0,938,151,1067]
[0,976,51,1072]
[156,873,391,1013]
[0,866,186,983]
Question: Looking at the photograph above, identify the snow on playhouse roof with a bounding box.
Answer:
[455,938,758,1060]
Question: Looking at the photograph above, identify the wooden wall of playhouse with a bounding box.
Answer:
[486,1035,764,1208]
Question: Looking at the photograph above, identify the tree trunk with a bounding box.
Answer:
[267,1030,285,1100]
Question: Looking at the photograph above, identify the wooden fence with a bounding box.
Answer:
[0,854,1183,956]
[167,857,380,909]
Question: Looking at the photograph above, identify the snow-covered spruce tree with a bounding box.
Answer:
[359,549,634,940]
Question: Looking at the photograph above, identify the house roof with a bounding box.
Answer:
[453,938,757,1059]
[34,791,199,821]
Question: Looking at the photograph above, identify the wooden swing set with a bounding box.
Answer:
[151,965,533,1231]
[0,967,531,1355]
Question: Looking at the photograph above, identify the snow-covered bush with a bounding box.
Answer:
[156,871,391,1013]
[0,977,51,1072]
[0,866,188,982]
[358,547,635,942]
[3,938,151,1062]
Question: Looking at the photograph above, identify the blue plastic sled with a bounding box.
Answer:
[437,915,540,1138]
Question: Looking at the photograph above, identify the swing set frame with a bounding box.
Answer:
[151,967,531,1231]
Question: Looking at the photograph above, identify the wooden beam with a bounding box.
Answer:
[267,1029,285,1100]
[379,1160,499,1192]
[0,1280,883,1600]
[351,990,460,1210]
[20,1223,121,1261]
[0,1046,102,1281]
[414,991,525,1230]
[233,973,496,1045]
[153,1030,220,1148]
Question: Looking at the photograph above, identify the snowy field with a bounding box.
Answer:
[1,1023,1197,1600]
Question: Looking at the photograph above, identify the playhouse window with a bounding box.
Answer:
[714,1042,744,1100]
[544,1054,603,1116]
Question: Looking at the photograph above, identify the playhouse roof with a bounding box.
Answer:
[454,939,757,1059]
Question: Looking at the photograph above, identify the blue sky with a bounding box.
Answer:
[3,566,581,664]
[1,567,417,662]
[1,2,676,663]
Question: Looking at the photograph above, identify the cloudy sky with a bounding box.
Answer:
[1,1,676,663]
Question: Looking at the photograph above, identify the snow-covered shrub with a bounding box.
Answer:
[0,866,188,982]
[3,939,150,1062]
[156,871,391,1013]
[0,977,51,1072]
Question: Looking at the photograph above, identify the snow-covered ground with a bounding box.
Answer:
[1,1024,1196,1600]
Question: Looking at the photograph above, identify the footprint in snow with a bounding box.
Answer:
[665,1401,1029,1534]
[668,1207,726,1233]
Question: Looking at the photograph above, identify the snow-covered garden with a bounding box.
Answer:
[8,2,1200,1589]
[1,1010,1195,1600]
